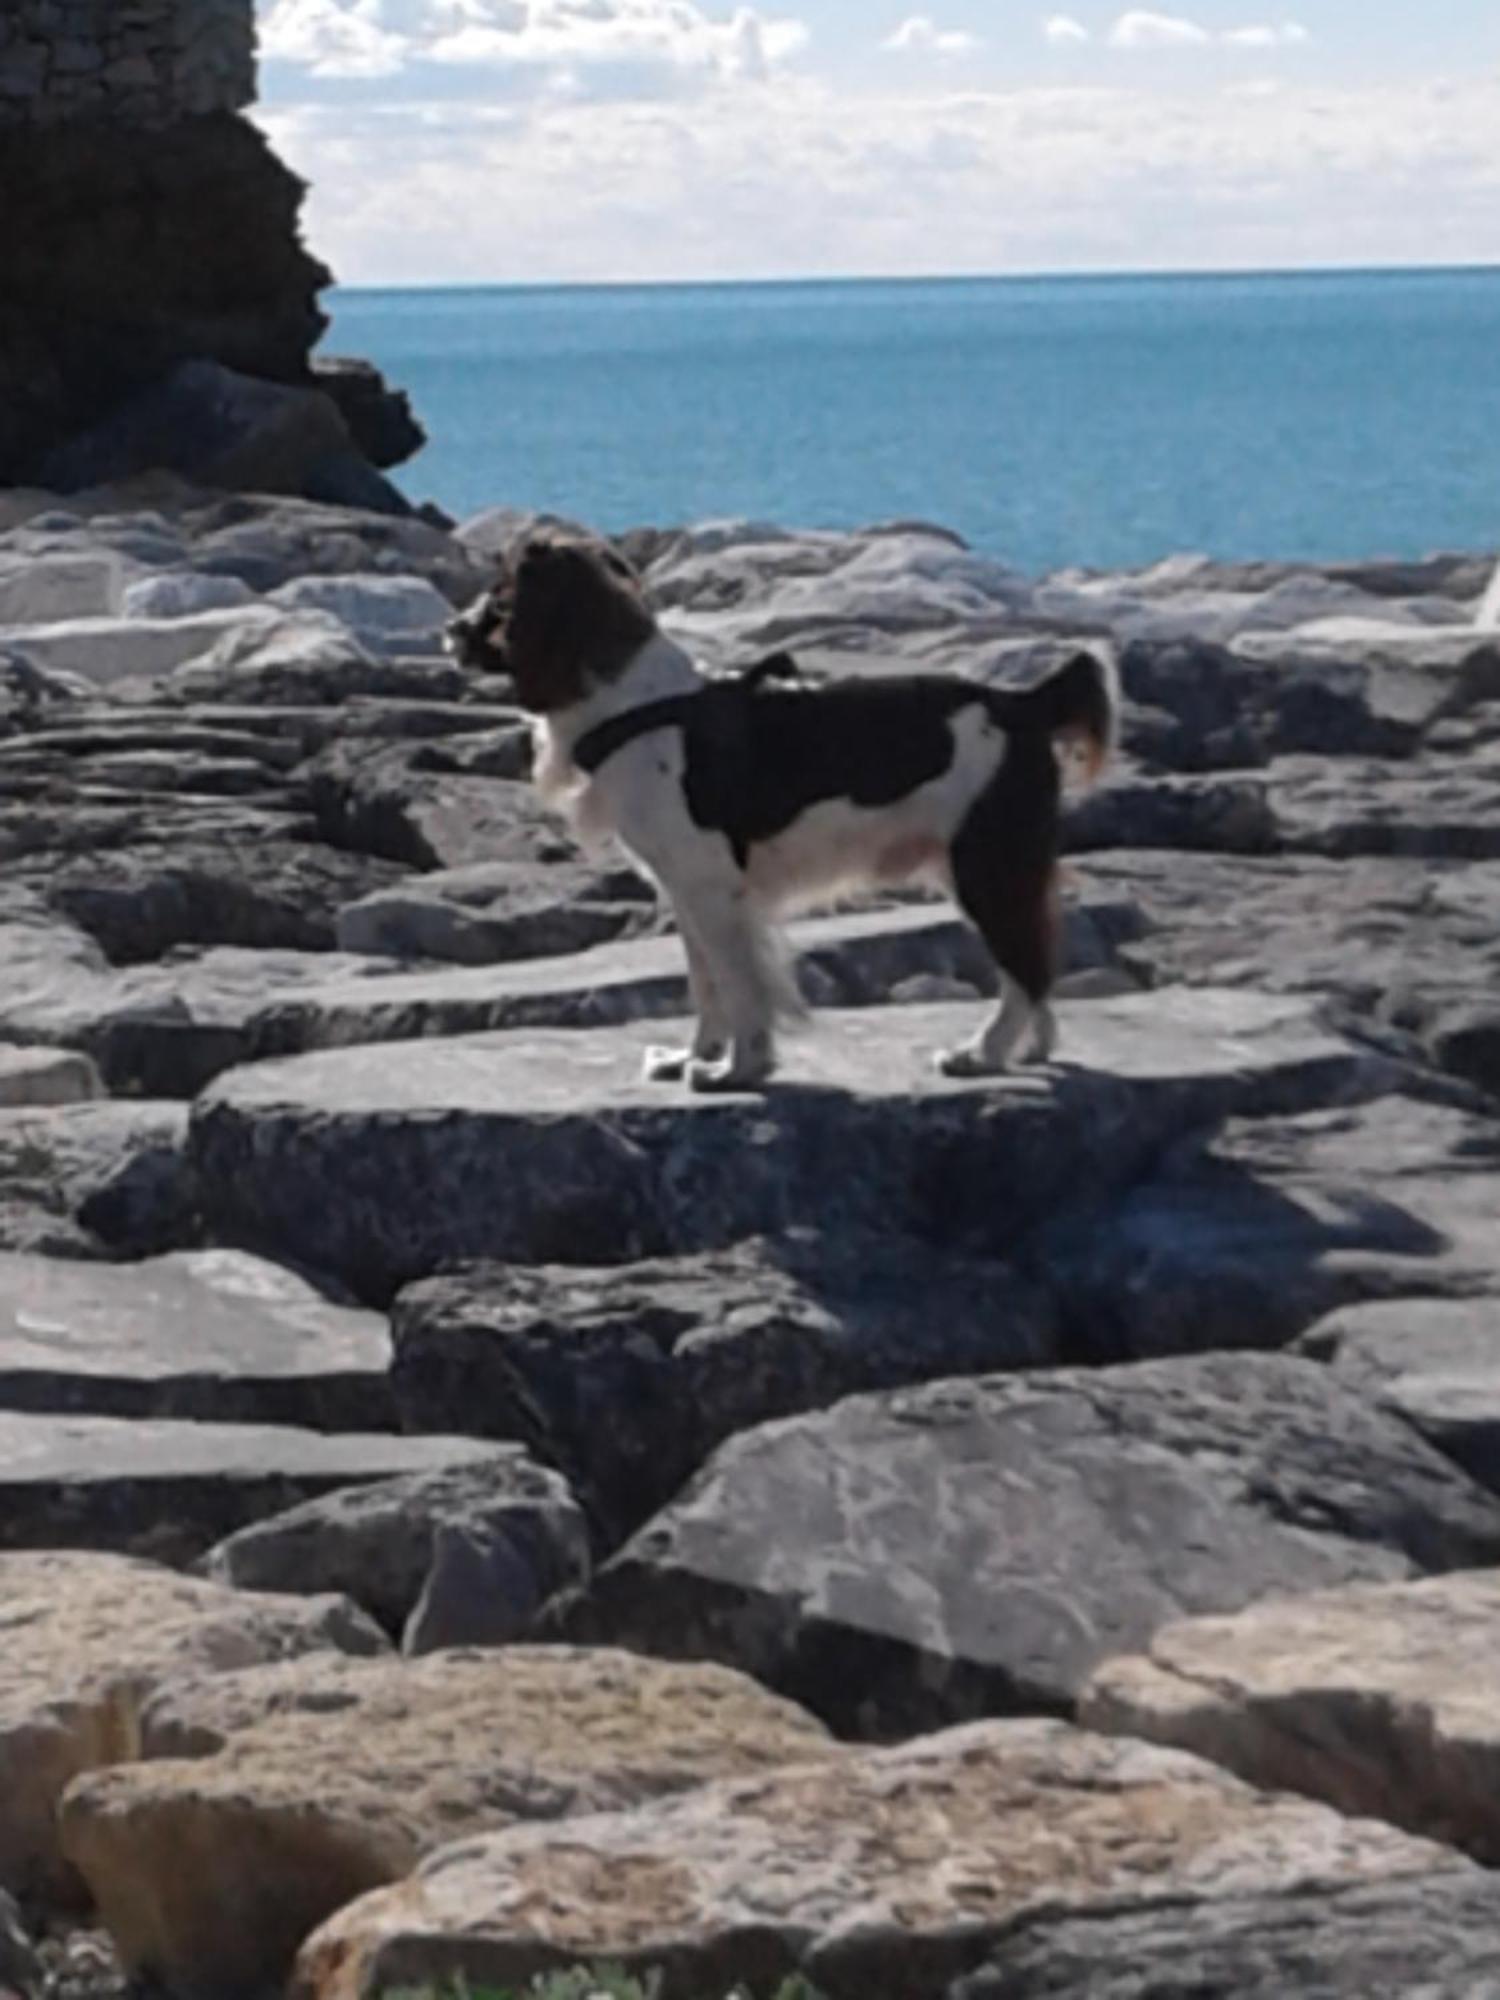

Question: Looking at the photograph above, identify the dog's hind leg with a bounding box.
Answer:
[941,855,1058,1078]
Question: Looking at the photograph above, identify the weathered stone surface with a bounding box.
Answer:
[0,1412,514,1566]
[0,1043,101,1108]
[1042,1085,1500,1363]
[287,1720,1472,2000]
[63,1647,834,2000]
[0,1550,383,1908]
[1083,1569,1500,1864]
[0,1247,391,1430]
[0,552,120,625]
[201,1452,589,1644]
[392,1231,1054,1545]
[193,990,1387,1303]
[161,609,458,707]
[252,904,1009,1055]
[335,859,657,965]
[547,1355,1500,1735]
[0,1100,196,1258]
[267,574,451,651]
[950,1869,1500,1998]
[1298,1296,1500,1490]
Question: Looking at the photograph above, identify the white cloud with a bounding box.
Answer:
[257,67,1500,287]
[1043,15,1090,45]
[1222,22,1309,48]
[1109,11,1209,46]
[883,16,980,57]
[259,0,808,92]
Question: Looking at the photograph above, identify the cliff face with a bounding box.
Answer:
[0,0,420,499]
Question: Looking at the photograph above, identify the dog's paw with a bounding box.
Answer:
[936,1044,1006,1080]
[642,1044,692,1083]
[686,1054,771,1094]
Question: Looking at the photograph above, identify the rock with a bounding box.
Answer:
[1043,1086,1500,1364]
[120,571,258,619]
[251,904,1013,1057]
[0,945,413,1099]
[311,357,426,472]
[1082,1568,1500,1865]
[0,1045,102,1108]
[0,552,121,625]
[546,1354,1500,1735]
[267,574,452,653]
[0,1100,196,1258]
[305,744,559,871]
[159,607,459,707]
[0,1412,514,1567]
[1298,1296,1500,1490]
[0,1889,39,1996]
[192,989,1387,1303]
[392,1231,1054,1546]
[286,1719,1475,2000]
[43,836,409,962]
[1267,748,1500,861]
[62,1648,834,2000]
[0,606,298,689]
[35,362,390,513]
[200,1453,589,1644]
[1479,558,1500,631]
[170,490,485,606]
[0,1549,384,1909]
[0,1247,392,1431]
[950,1869,1500,1998]
[335,859,657,965]
[1065,771,1279,854]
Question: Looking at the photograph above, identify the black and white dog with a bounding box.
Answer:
[447,534,1118,1092]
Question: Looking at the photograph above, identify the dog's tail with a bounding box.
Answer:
[997,648,1119,787]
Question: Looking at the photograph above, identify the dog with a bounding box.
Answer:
[447,533,1118,1092]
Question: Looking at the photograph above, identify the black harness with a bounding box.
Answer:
[571,650,801,776]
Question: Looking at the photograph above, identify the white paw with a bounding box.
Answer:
[642,1045,692,1082]
[686,1054,772,1094]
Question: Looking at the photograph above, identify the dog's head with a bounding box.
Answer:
[445,534,655,714]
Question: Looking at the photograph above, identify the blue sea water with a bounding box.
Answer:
[324,268,1500,576]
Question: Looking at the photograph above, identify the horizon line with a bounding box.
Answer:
[329,257,1500,297]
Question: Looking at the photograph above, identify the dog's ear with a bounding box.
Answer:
[504,536,655,713]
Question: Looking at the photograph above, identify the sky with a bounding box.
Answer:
[253,1,1500,286]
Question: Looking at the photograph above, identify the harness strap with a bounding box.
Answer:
[571,650,800,776]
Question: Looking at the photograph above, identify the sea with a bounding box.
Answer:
[324,267,1500,577]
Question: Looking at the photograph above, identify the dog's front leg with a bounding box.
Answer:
[642,914,729,1082]
[673,888,777,1093]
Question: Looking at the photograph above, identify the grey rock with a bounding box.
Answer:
[1044,1086,1500,1365]
[948,1872,1500,1999]
[1268,748,1500,860]
[0,1411,517,1567]
[193,989,1387,1303]
[547,1354,1500,1734]
[304,741,562,870]
[0,1100,196,1258]
[199,1452,589,1646]
[0,1247,391,1431]
[1299,1296,1500,1491]
[335,859,657,965]
[120,570,258,618]
[392,1230,1054,1545]
[162,607,462,707]
[0,1044,101,1107]
[0,1888,39,1998]
[267,573,451,651]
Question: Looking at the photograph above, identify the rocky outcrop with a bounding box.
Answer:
[60,1647,833,2000]
[0,3,422,504]
[287,1721,1480,2000]
[0,1549,383,1908]
[1082,1569,1500,1863]
[545,1355,1500,1734]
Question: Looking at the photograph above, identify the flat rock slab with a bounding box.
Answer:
[0,1412,512,1567]
[194,990,1386,1302]
[249,904,1006,1058]
[62,1647,834,2000]
[0,1248,392,1431]
[200,1451,590,1645]
[0,1550,383,1908]
[1083,1569,1500,1865]
[1299,1297,1500,1491]
[0,1044,102,1108]
[287,1719,1472,2000]
[951,1868,1500,1998]
[392,1231,1054,1547]
[546,1354,1500,1736]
